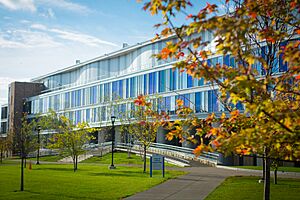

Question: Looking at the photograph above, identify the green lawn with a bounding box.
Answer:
[82,152,176,167]
[0,162,185,200]
[205,176,300,200]
[81,152,145,165]
[27,155,63,162]
[234,166,300,173]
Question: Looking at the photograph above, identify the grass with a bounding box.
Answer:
[205,176,300,200]
[0,162,185,200]
[81,152,176,167]
[234,166,300,173]
[81,152,145,165]
[27,155,64,162]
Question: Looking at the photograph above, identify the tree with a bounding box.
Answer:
[47,115,95,172]
[0,137,7,163]
[130,95,168,173]
[142,0,300,199]
[18,114,38,191]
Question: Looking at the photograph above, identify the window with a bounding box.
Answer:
[130,77,136,97]
[75,110,82,125]
[64,92,70,109]
[195,92,202,113]
[159,70,166,92]
[104,83,111,102]
[54,94,60,111]
[85,109,91,123]
[90,86,98,104]
[187,74,193,88]
[148,72,156,94]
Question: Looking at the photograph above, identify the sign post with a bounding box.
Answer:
[150,154,165,177]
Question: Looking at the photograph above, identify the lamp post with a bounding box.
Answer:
[109,116,116,169]
[36,125,41,165]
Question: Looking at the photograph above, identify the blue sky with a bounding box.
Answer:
[0,0,221,105]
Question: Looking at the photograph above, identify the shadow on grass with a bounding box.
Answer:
[33,167,82,172]
[88,170,149,178]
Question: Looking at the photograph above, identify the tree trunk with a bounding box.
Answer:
[274,169,277,184]
[262,156,265,180]
[75,155,78,171]
[143,145,147,173]
[0,151,3,163]
[73,156,76,172]
[264,148,271,200]
[20,156,24,191]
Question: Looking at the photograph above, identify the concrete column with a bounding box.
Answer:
[115,126,122,143]
[217,154,234,166]
[182,126,199,149]
[156,126,168,144]
[156,126,180,146]
[98,128,110,143]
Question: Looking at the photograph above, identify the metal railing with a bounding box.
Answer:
[113,142,219,165]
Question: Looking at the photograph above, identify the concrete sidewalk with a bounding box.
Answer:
[125,166,296,200]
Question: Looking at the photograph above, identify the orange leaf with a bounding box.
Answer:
[161,47,171,60]
[230,110,240,116]
[166,132,174,141]
[249,12,257,19]
[193,145,203,156]
[212,140,220,147]
[176,99,184,107]
[290,1,297,9]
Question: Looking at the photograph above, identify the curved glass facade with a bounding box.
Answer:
[27,33,290,126]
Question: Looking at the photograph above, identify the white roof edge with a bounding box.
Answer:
[30,35,175,82]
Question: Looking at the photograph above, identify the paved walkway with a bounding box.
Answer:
[125,166,298,200]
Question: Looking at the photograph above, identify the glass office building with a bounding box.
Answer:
[1,33,289,144]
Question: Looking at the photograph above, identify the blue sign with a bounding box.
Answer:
[150,154,165,177]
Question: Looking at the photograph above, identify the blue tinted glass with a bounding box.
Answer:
[169,69,173,90]
[86,109,90,122]
[173,69,177,90]
[112,81,118,100]
[208,91,212,112]
[199,78,204,86]
[184,94,189,107]
[159,70,165,92]
[207,59,211,66]
[65,92,70,108]
[71,91,76,107]
[144,75,147,95]
[195,92,201,113]
[82,89,85,106]
[187,74,193,88]
[230,57,235,67]
[104,83,110,101]
[149,73,153,94]
[119,80,123,98]
[165,96,171,112]
[126,79,130,98]
[224,55,230,66]
[236,101,244,110]
[279,41,288,72]
[212,90,218,112]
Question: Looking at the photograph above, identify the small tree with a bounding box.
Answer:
[48,115,94,172]
[131,95,168,173]
[17,114,38,191]
[0,137,7,163]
